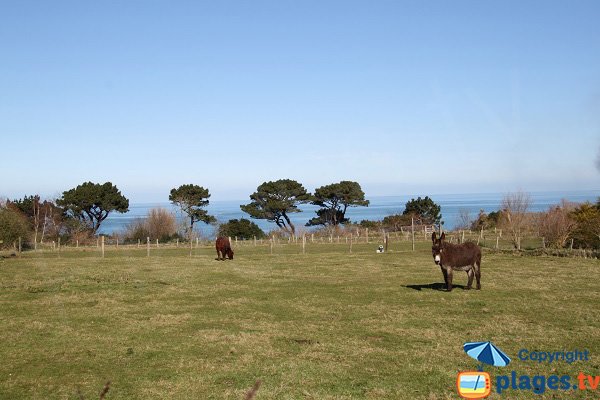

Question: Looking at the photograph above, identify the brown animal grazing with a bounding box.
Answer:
[431,232,481,291]
[215,237,234,260]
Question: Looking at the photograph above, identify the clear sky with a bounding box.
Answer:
[1,0,599,202]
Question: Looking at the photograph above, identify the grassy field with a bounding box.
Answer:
[0,242,598,399]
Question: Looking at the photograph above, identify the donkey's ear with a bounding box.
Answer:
[431,232,436,242]
[440,232,446,241]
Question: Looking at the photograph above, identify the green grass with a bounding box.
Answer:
[0,242,598,399]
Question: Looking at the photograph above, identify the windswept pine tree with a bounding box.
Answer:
[306,181,369,226]
[241,179,310,236]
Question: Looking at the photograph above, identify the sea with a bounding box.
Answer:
[99,190,600,237]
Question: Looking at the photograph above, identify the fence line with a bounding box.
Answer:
[5,227,598,259]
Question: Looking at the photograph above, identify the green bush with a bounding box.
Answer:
[218,218,265,240]
[471,210,503,230]
[569,202,600,249]
[382,214,412,231]
[358,220,380,229]
[0,207,31,249]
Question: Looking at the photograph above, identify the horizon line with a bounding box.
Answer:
[126,189,600,205]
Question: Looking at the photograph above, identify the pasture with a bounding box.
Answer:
[0,242,598,399]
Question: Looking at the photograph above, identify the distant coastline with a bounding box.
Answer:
[99,190,600,236]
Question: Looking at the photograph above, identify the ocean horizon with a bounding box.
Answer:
[98,190,600,237]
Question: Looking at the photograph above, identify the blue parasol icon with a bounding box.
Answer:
[463,341,511,368]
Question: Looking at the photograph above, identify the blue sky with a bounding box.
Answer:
[1,1,599,202]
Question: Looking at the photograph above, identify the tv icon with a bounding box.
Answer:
[456,371,491,399]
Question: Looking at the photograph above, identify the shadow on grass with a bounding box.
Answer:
[403,282,467,291]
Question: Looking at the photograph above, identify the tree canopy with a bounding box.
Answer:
[240,179,310,236]
[402,196,441,226]
[169,184,216,236]
[218,218,266,240]
[306,181,369,226]
[7,195,40,219]
[57,182,129,233]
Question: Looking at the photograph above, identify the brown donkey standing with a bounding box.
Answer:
[431,232,481,291]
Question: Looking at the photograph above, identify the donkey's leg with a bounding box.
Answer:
[446,268,453,292]
[440,266,448,287]
[475,262,481,290]
[466,269,474,290]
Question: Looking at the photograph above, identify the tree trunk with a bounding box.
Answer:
[41,207,48,244]
[282,212,296,236]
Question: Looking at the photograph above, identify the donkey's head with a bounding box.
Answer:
[431,232,446,265]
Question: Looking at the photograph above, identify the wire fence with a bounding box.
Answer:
[4,227,599,259]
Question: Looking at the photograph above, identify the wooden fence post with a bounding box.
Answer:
[156,238,159,248]
[18,237,22,257]
[101,235,105,258]
[384,233,389,252]
[302,235,306,254]
[366,228,369,243]
[496,236,499,250]
[147,237,150,257]
[411,218,415,252]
